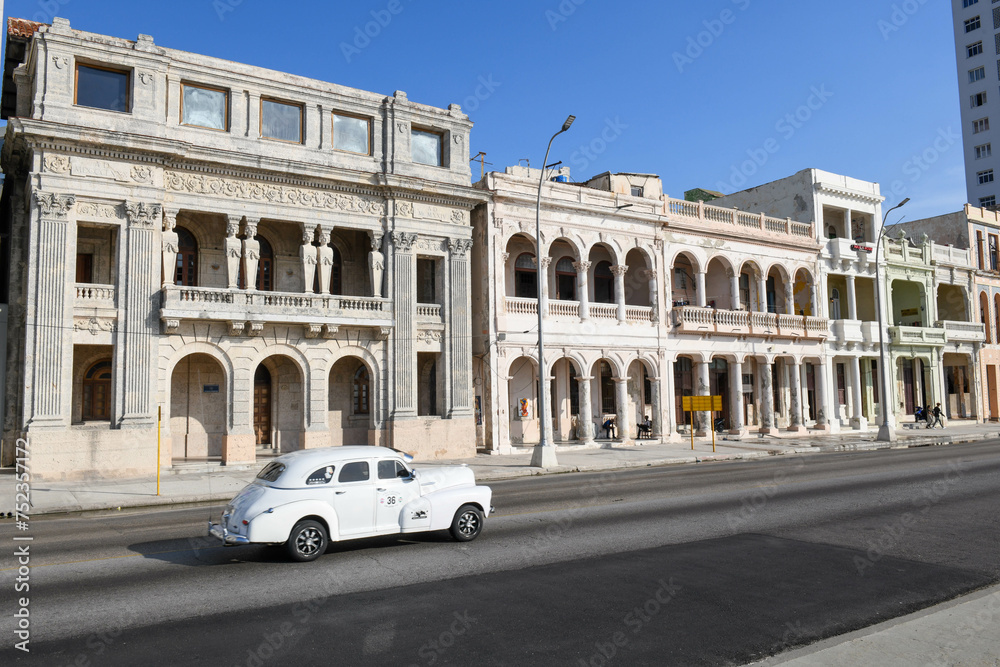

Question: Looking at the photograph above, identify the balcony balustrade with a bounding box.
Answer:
[673,306,826,340]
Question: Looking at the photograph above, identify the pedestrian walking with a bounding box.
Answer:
[928,403,944,429]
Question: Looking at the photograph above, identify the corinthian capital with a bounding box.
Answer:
[125,201,163,228]
[392,232,418,252]
[33,191,75,219]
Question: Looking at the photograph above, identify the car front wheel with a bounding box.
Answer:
[286,520,328,562]
[449,505,484,542]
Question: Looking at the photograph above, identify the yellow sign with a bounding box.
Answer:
[682,395,723,411]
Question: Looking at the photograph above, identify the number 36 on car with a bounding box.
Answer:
[209,446,494,562]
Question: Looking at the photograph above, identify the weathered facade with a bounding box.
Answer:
[472,166,827,454]
[1,18,486,478]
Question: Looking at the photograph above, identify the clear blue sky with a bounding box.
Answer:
[2,0,963,223]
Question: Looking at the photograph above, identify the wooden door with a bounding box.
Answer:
[988,366,999,421]
[253,365,272,446]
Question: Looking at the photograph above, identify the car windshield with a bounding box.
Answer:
[256,462,286,482]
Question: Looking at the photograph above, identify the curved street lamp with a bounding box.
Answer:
[530,115,575,469]
[875,197,909,442]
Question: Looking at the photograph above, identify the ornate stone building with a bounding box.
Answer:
[0,18,485,478]
[471,167,827,454]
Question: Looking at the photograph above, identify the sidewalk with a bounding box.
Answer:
[759,583,1000,666]
[1,421,997,517]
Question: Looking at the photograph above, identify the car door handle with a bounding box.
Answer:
[377,488,386,492]
[335,491,346,495]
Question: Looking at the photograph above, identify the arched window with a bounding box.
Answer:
[766,276,777,313]
[600,361,616,414]
[827,225,837,239]
[830,288,841,320]
[175,227,198,286]
[353,365,370,415]
[594,261,614,304]
[555,257,576,301]
[514,253,537,298]
[239,235,274,290]
[82,360,112,421]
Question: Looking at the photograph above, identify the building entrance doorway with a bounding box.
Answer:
[254,365,272,447]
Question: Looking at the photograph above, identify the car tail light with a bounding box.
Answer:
[242,520,249,526]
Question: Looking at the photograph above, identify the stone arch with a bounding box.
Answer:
[667,248,704,275]
[329,353,377,446]
[704,254,737,310]
[544,235,584,262]
[169,353,229,459]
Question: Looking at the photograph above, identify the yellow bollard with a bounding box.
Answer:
[711,410,716,453]
[156,406,161,496]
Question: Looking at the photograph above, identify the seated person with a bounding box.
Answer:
[637,415,652,438]
[602,417,617,439]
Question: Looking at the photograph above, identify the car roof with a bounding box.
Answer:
[266,446,404,482]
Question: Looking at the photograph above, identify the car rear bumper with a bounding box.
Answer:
[208,521,250,546]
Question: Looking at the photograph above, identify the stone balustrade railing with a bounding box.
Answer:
[665,198,814,239]
[548,300,580,318]
[75,284,116,303]
[625,306,655,323]
[589,303,619,320]
[674,306,826,339]
[416,303,442,318]
[505,296,538,316]
[162,286,392,326]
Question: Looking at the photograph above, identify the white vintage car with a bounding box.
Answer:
[208,446,493,562]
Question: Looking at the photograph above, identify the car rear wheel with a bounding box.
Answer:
[449,504,484,542]
[286,520,328,562]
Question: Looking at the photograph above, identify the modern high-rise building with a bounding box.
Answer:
[953,0,1000,208]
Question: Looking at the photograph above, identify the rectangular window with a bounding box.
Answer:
[974,117,990,133]
[972,91,988,107]
[982,195,997,208]
[976,143,993,158]
[966,0,978,7]
[75,63,130,112]
[978,230,986,268]
[991,235,999,269]
[332,112,371,155]
[181,83,228,131]
[261,98,303,143]
[630,185,644,197]
[967,15,982,31]
[970,41,984,57]
[971,66,987,82]
[411,128,443,166]
[76,253,94,283]
[416,258,436,303]
[980,169,995,184]
[836,363,847,405]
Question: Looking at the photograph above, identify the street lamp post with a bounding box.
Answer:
[530,114,575,469]
[875,197,909,442]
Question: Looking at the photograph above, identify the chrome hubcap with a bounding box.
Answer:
[296,527,322,555]
[458,512,479,536]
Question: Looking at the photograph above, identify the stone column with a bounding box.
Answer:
[576,375,594,443]
[117,202,162,428]
[696,359,710,436]
[392,232,418,418]
[729,270,740,311]
[788,358,804,431]
[316,227,334,294]
[695,271,707,308]
[24,192,75,430]
[242,218,261,291]
[936,348,947,423]
[161,209,179,288]
[815,361,830,429]
[729,360,745,433]
[809,284,819,317]
[846,274,858,320]
[574,261,591,320]
[614,377,630,440]
[649,378,662,438]
[539,257,552,318]
[663,358,677,437]
[972,344,983,422]
[757,274,767,312]
[850,356,866,429]
[369,231,385,298]
[225,215,242,289]
[785,283,795,315]
[759,359,775,433]
[644,269,659,324]
[300,227,317,293]
[447,238,474,417]
[612,264,629,322]
[800,363,812,424]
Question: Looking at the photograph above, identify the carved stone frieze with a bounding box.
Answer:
[76,202,122,220]
[396,201,413,217]
[417,329,444,343]
[131,166,154,183]
[448,238,474,257]
[43,155,70,174]
[165,172,387,217]
[416,237,445,252]
[75,317,116,336]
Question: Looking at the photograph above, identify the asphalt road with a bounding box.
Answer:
[2,442,999,666]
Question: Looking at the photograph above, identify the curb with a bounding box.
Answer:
[8,431,998,517]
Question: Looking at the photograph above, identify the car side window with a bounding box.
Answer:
[378,459,410,480]
[306,466,335,485]
[338,461,370,483]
